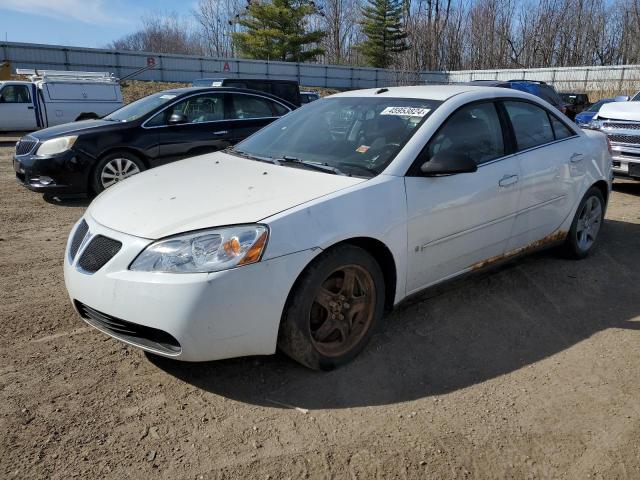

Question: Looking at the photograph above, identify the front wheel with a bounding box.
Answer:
[278,245,386,370]
[561,186,605,259]
[92,152,145,193]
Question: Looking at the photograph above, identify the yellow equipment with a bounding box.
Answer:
[0,61,11,80]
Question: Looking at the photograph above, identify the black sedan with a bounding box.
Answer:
[13,87,295,196]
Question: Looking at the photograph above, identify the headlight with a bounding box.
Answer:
[36,135,78,156]
[130,225,268,273]
[589,119,604,130]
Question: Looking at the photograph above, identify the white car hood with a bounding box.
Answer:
[88,152,365,239]
[596,101,640,122]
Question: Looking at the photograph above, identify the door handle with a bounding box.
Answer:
[570,153,584,163]
[499,174,519,187]
[212,130,228,135]
[27,106,34,110]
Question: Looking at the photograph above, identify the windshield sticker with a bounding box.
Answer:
[381,106,431,117]
[159,94,177,100]
[356,145,370,153]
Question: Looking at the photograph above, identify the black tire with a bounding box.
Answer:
[278,244,386,370]
[91,151,146,194]
[560,186,605,259]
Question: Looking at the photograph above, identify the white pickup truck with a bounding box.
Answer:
[0,70,123,132]
[591,92,640,180]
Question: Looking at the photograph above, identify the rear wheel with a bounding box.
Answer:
[561,186,605,259]
[278,245,385,370]
[92,151,145,193]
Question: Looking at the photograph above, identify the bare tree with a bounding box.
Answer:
[107,0,640,70]
[193,0,243,58]
[109,14,201,55]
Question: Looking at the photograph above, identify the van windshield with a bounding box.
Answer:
[104,92,179,122]
[232,97,441,177]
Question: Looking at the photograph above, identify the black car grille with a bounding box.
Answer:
[77,235,122,273]
[69,220,89,261]
[607,134,640,145]
[75,301,181,354]
[603,122,640,130]
[15,137,38,156]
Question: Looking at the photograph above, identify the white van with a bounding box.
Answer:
[0,70,123,132]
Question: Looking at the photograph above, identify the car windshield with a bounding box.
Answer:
[587,99,613,112]
[104,92,180,122]
[632,92,640,101]
[232,97,441,177]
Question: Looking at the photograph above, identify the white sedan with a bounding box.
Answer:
[64,85,612,370]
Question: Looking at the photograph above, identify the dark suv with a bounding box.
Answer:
[559,93,590,120]
[13,87,294,196]
[464,80,567,115]
[506,80,566,115]
[192,78,301,106]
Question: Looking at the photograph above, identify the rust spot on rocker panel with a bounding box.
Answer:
[470,230,568,271]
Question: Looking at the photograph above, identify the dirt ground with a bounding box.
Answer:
[1,142,639,480]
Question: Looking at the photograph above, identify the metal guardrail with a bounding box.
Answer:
[2,41,639,92]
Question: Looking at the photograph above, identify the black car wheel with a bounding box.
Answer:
[92,152,145,193]
[278,245,385,370]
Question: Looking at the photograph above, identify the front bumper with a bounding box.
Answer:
[14,148,91,194]
[63,215,318,362]
[610,144,640,179]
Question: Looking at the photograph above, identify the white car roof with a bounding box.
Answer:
[0,80,32,85]
[330,85,514,101]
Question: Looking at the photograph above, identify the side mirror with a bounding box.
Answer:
[0,94,5,103]
[420,151,478,176]
[167,112,188,125]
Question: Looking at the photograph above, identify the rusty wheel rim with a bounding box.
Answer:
[309,265,376,357]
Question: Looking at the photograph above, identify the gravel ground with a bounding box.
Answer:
[1,143,639,479]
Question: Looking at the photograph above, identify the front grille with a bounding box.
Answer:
[15,137,38,156]
[603,122,640,130]
[607,134,640,145]
[75,301,181,354]
[77,235,122,273]
[69,220,89,261]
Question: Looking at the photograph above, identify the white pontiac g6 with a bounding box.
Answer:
[64,86,612,370]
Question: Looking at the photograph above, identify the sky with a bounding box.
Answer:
[0,0,194,48]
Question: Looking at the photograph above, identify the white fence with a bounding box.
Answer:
[2,41,639,92]
[434,65,640,93]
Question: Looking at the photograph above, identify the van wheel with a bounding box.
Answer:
[278,245,385,370]
[92,152,145,193]
[561,186,605,259]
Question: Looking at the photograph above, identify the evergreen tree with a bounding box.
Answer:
[358,0,409,68]
[232,0,325,62]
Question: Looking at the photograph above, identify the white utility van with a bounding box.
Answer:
[0,70,123,132]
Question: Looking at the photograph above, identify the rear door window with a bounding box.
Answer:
[503,101,555,150]
[229,94,279,119]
